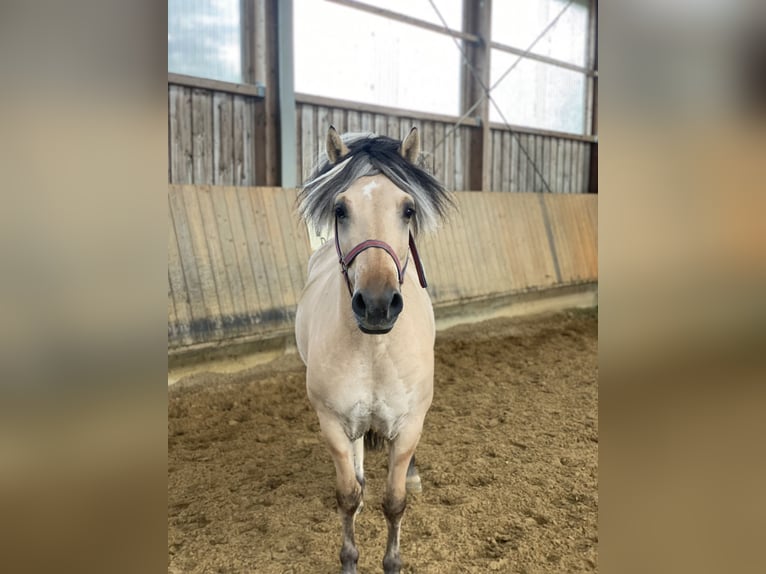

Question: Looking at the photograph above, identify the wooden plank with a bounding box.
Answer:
[454,125,465,191]
[501,131,511,192]
[521,134,531,192]
[301,105,315,185]
[561,140,571,193]
[169,73,265,98]
[258,188,296,308]
[573,142,583,193]
[543,137,552,193]
[420,121,434,174]
[443,121,454,191]
[374,113,387,137]
[316,106,332,137]
[386,115,400,140]
[273,188,310,298]
[234,187,272,318]
[168,187,208,337]
[433,122,445,184]
[295,103,303,185]
[536,136,545,192]
[222,186,263,319]
[360,112,374,133]
[558,140,566,193]
[243,188,288,320]
[214,93,235,185]
[191,89,213,184]
[487,122,597,143]
[581,144,591,194]
[169,85,193,184]
[526,135,537,192]
[548,138,561,193]
[474,194,503,289]
[295,94,480,128]
[209,185,252,330]
[167,272,179,345]
[347,110,361,133]
[243,98,255,185]
[182,186,224,336]
[509,133,519,192]
[196,186,237,330]
[487,131,498,190]
[489,40,594,76]
[167,197,193,346]
[325,0,479,43]
[232,96,246,185]
[331,107,346,133]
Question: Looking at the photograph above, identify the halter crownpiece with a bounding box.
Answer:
[334,217,428,296]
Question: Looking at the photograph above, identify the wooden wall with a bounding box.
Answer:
[418,192,597,306]
[294,98,593,193]
[168,83,259,186]
[295,98,472,192]
[168,185,597,352]
[168,185,312,349]
[488,128,592,193]
[167,83,594,196]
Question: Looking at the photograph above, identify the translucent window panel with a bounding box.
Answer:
[492,0,589,67]
[294,0,461,116]
[489,51,586,134]
[352,0,463,30]
[168,0,242,83]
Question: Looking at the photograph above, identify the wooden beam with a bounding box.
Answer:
[488,122,597,144]
[277,0,297,188]
[587,0,598,193]
[461,0,492,191]
[326,0,479,43]
[168,73,265,98]
[490,41,595,76]
[252,0,281,186]
[295,93,480,128]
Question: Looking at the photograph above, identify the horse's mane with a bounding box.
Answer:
[297,132,453,235]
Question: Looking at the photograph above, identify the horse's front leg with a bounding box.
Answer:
[382,416,425,574]
[317,412,363,574]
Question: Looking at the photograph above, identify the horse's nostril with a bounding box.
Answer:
[389,292,403,317]
[351,291,367,318]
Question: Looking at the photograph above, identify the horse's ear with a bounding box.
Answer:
[326,125,349,164]
[400,126,420,163]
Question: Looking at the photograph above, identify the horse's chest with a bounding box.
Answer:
[337,388,411,442]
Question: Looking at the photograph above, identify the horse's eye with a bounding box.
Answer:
[403,206,416,220]
[334,204,347,220]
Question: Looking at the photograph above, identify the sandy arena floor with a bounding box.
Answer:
[168,309,598,573]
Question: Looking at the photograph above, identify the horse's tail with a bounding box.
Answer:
[364,430,386,451]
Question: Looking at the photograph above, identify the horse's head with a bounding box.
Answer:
[332,127,422,333]
[299,127,452,335]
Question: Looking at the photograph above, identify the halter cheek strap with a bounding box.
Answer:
[334,217,428,296]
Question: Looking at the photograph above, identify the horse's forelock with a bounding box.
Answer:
[298,133,453,234]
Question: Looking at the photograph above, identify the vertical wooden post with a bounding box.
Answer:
[587,0,598,193]
[461,0,492,191]
[246,0,282,186]
[277,0,297,188]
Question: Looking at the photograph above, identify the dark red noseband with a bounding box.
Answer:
[334,217,428,296]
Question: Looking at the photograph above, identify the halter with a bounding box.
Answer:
[334,217,428,296]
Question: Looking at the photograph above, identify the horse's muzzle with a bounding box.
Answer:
[351,288,403,334]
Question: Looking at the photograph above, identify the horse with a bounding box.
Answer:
[295,126,452,573]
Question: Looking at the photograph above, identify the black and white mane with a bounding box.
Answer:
[298,133,452,235]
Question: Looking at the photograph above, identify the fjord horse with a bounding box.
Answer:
[295,127,451,573]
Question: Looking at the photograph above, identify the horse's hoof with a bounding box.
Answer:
[405,474,422,494]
